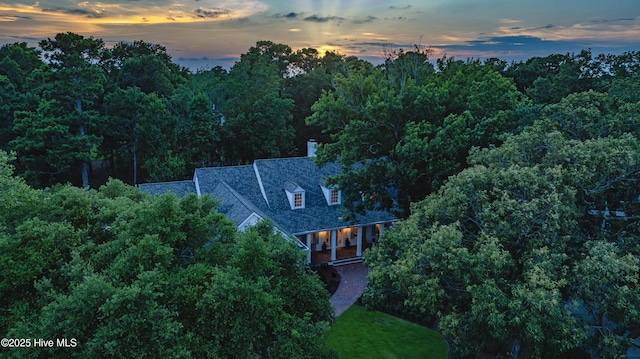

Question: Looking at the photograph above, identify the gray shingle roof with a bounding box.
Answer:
[138,180,196,197]
[140,157,397,236]
[283,180,301,193]
[208,181,255,226]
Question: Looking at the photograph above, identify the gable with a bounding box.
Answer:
[238,212,263,231]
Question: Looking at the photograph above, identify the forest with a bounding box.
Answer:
[2,32,640,358]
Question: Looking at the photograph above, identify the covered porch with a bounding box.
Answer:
[299,222,393,266]
[311,242,374,264]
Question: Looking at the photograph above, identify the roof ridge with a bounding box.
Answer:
[196,164,253,171]
[253,162,270,209]
[254,156,310,162]
[139,179,193,185]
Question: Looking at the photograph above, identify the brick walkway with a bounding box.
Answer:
[329,263,369,317]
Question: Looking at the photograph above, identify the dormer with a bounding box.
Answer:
[284,181,305,210]
[321,185,341,206]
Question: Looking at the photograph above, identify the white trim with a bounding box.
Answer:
[238,212,263,232]
[306,234,312,264]
[193,172,201,197]
[253,162,270,209]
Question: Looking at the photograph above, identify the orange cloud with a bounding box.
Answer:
[0,0,269,25]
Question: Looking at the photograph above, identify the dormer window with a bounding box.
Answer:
[284,181,305,210]
[321,185,341,206]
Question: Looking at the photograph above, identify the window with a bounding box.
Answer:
[330,189,339,204]
[294,193,303,208]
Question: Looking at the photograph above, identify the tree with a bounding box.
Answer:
[363,163,606,357]
[242,40,293,78]
[283,65,333,154]
[38,32,107,188]
[0,42,43,91]
[135,93,187,182]
[116,54,187,97]
[308,56,523,217]
[102,40,189,90]
[225,94,295,163]
[99,89,182,185]
[102,87,145,184]
[0,42,43,150]
[214,42,300,164]
[503,50,606,104]
[0,75,18,148]
[10,99,100,187]
[168,87,223,169]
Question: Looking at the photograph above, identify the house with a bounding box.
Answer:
[139,141,398,266]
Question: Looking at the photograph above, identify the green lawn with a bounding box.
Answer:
[323,305,448,359]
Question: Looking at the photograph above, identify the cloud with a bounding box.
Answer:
[388,5,411,10]
[530,24,554,30]
[178,56,212,61]
[41,7,105,18]
[274,12,299,19]
[439,35,597,57]
[304,15,344,23]
[192,8,230,19]
[0,13,31,21]
[591,17,634,24]
[0,0,268,25]
[352,41,417,49]
[301,14,375,24]
[353,16,378,24]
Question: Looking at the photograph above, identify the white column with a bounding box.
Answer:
[379,223,385,238]
[330,230,337,261]
[306,233,312,265]
[356,226,363,257]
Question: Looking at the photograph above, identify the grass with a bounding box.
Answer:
[323,305,448,359]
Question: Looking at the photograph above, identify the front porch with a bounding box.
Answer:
[311,242,374,265]
[300,222,392,266]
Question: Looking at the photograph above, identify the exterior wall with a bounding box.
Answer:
[317,231,330,251]
[307,226,374,251]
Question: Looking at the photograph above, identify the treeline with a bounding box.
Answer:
[0,33,365,188]
[2,33,639,195]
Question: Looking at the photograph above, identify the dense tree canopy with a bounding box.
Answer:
[0,150,333,358]
[364,98,640,357]
[308,52,524,217]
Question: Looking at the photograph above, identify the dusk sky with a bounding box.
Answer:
[1,0,640,71]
